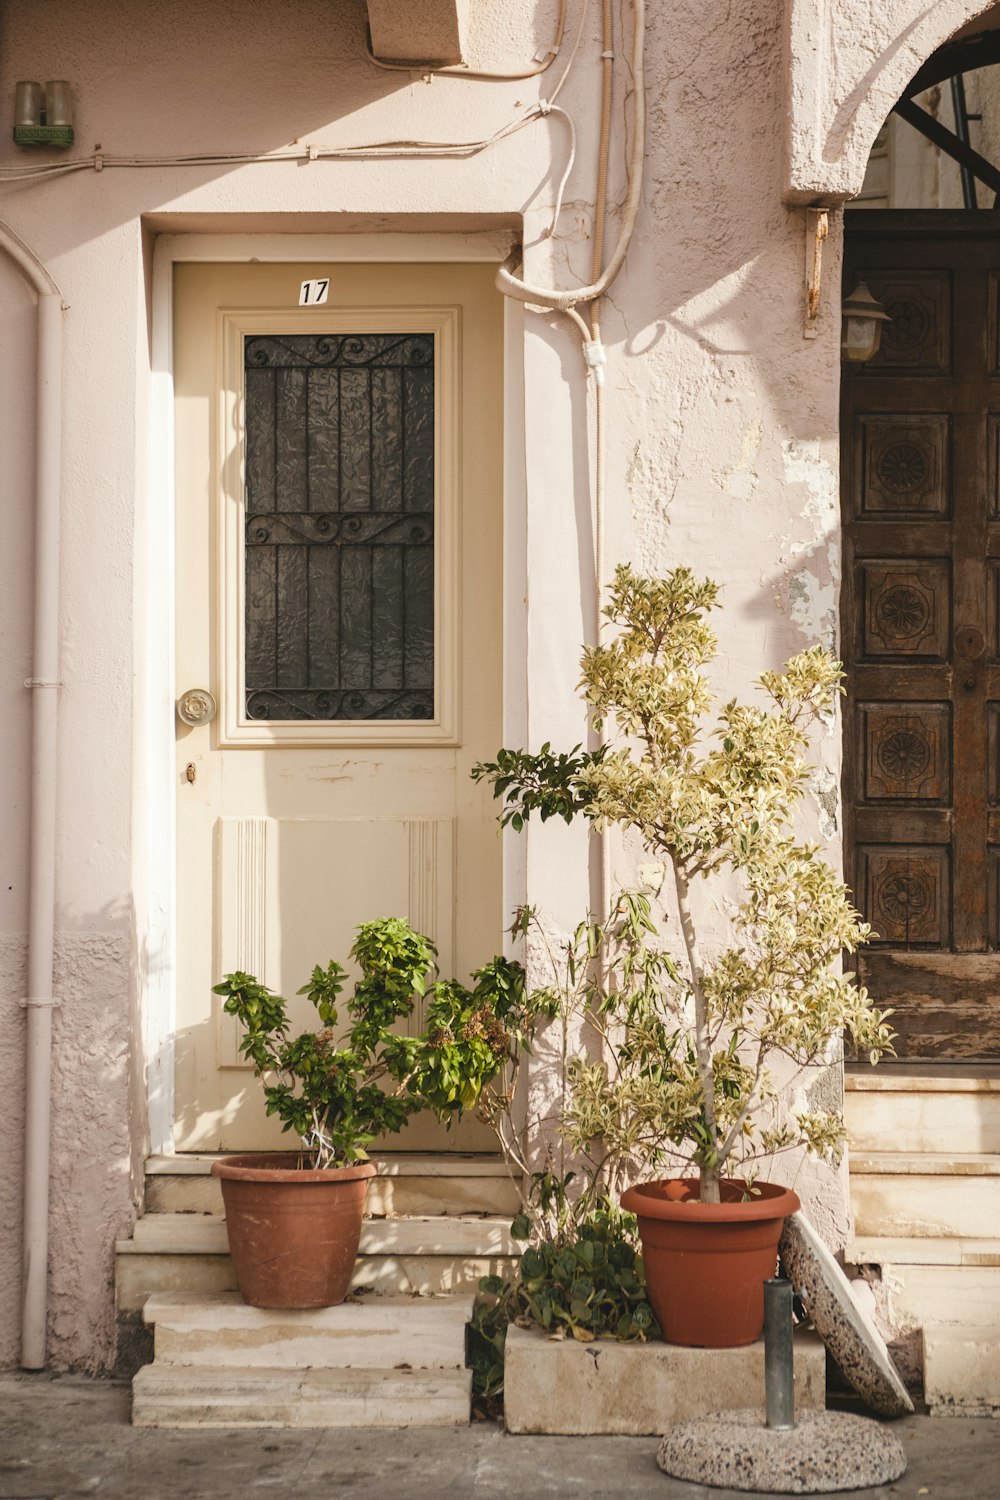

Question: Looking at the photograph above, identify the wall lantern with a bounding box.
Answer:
[841,281,890,364]
[13,81,74,148]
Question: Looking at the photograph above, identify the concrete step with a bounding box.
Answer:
[131,1363,472,1428]
[893,1267,1000,1330]
[142,1290,469,1369]
[849,1153,1000,1238]
[845,1069,1000,1155]
[144,1153,520,1219]
[848,1236,1000,1267]
[923,1325,1000,1417]
[116,1213,519,1311]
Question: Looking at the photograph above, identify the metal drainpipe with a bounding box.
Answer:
[0,219,66,1370]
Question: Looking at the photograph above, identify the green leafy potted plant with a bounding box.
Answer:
[473,565,893,1347]
[211,917,437,1309]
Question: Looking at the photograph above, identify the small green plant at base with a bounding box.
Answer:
[468,1203,657,1414]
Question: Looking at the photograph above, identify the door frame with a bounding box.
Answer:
[140,229,527,1154]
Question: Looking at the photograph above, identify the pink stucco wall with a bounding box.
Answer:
[2,0,996,1367]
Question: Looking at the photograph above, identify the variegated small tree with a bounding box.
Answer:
[474,565,893,1205]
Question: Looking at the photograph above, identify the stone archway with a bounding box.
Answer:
[784,0,1000,203]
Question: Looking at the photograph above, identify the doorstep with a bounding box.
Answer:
[132,1291,473,1429]
[502,1325,826,1435]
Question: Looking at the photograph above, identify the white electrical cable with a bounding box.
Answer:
[545,106,577,237]
[546,0,593,106]
[0,106,553,181]
[497,0,645,312]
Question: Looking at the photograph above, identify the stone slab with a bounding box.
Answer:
[145,1154,520,1218]
[116,1250,513,1310]
[844,1091,1000,1155]
[885,1263,1000,1330]
[143,1291,470,1369]
[923,1324,1000,1417]
[850,1171,1000,1239]
[845,1066,1000,1093]
[502,1326,826,1436]
[851,1150,1000,1175]
[120,1212,518,1256]
[145,1151,514,1177]
[848,1235,1000,1266]
[656,1409,907,1494]
[780,1212,913,1417]
[131,1363,472,1427]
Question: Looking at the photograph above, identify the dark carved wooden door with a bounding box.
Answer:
[843,211,1000,1058]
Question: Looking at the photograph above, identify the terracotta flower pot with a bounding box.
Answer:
[212,1153,376,1309]
[620,1177,800,1348]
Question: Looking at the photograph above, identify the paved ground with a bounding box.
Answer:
[1,1373,998,1499]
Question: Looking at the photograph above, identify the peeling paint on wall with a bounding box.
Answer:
[721,418,763,501]
[812,765,841,840]
[781,439,838,539]
[788,567,837,649]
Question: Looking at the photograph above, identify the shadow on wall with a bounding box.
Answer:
[0,0,559,256]
[0,903,133,1372]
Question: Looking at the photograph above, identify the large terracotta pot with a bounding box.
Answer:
[212,1153,376,1309]
[620,1177,800,1348]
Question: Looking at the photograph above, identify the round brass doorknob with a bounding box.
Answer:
[177,688,217,727]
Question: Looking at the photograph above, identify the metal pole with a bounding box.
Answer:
[950,74,978,210]
[764,1278,795,1431]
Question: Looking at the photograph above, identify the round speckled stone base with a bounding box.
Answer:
[656,1409,907,1494]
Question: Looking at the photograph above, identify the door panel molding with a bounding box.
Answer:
[215,815,456,1072]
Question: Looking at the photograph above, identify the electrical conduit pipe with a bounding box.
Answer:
[0,218,65,1370]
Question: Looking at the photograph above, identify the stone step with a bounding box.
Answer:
[848,1236,1000,1267]
[131,1363,472,1428]
[123,1211,517,1256]
[142,1290,469,1369]
[848,1258,1000,1330]
[116,1213,519,1311]
[846,1065,1000,1094]
[923,1325,1000,1417]
[503,1326,826,1435]
[845,1074,1000,1155]
[144,1153,520,1219]
[849,1154,1000,1238]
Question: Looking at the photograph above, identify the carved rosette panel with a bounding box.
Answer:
[858,846,949,947]
[861,272,951,375]
[861,562,950,659]
[857,415,949,517]
[861,703,949,802]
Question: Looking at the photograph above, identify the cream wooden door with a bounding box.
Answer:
[173,261,503,1151]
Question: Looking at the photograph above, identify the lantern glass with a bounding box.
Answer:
[842,315,881,363]
[44,81,73,127]
[14,81,42,127]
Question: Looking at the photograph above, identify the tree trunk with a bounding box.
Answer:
[673,864,721,1203]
